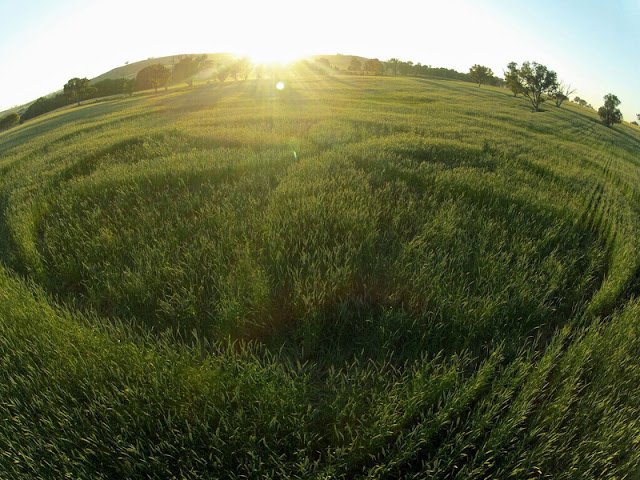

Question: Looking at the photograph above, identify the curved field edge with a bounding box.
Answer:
[0,76,639,478]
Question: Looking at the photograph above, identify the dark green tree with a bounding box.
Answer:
[363,58,384,75]
[504,62,523,96]
[573,96,593,109]
[385,58,400,75]
[123,78,135,96]
[348,57,362,73]
[93,78,132,97]
[398,60,414,76]
[512,61,558,111]
[469,64,493,87]
[172,54,211,86]
[598,94,623,127]
[63,77,91,105]
[136,64,171,93]
[0,112,20,131]
[21,94,70,122]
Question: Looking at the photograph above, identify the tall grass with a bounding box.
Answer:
[0,75,639,478]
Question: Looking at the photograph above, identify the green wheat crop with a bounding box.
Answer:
[0,75,639,478]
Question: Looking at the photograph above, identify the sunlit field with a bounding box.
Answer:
[1,74,639,478]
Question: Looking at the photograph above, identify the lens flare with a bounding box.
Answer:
[276,81,285,90]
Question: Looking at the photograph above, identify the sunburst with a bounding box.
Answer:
[245,46,303,66]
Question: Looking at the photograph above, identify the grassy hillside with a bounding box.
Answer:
[0,75,639,479]
[88,53,359,85]
[89,53,237,83]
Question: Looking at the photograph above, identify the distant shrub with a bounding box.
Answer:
[363,58,384,75]
[598,93,623,127]
[469,64,494,87]
[316,57,331,69]
[417,65,473,82]
[573,96,593,109]
[93,78,133,97]
[135,64,171,92]
[172,54,212,86]
[505,62,523,96]
[0,112,20,131]
[348,57,362,72]
[64,77,95,106]
[20,94,71,122]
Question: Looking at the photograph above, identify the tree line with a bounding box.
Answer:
[342,57,503,85]
[3,55,636,130]
[16,55,331,124]
[19,77,135,123]
[18,55,216,124]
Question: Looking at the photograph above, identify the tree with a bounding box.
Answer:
[312,58,331,75]
[229,60,241,82]
[93,78,135,97]
[637,113,640,122]
[238,57,253,80]
[229,57,252,81]
[504,62,523,96]
[469,64,494,87]
[0,112,20,131]
[64,77,92,106]
[172,54,211,86]
[398,60,414,76]
[215,65,230,83]
[348,57,362,73]
[21,94,70,122]
[598,93,623,127]
[573,96,593,109]
[509,61,558,111]
[363,58,384,76]
[385,58,400,76]
[86,86,98,99]
[549,82,575,107]
[136,64,171,93]
[123,78,135,96]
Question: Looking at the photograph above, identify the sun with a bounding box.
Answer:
[246,46,304,66]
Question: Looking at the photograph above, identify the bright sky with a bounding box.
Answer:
[0,0,638,120]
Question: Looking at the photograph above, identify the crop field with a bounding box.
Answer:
[0,75,639,478]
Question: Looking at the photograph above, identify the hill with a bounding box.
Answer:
[89,53,376,83]
[0,74,639,478]
[89,52,238,83]
[0,53,237,119]
[3,53,479,124]
[88,53,376,85]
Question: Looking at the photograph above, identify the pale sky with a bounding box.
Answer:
[0,0,638,120]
